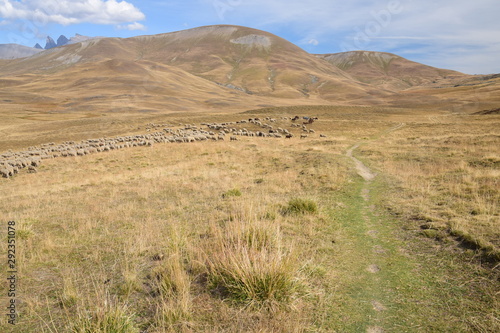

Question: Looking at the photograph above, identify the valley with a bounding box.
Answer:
[0,25,498,332]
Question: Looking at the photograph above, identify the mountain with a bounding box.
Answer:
[67,33,95,44]
[57,35,69,47]
[123,25,387,101]
[0,44,43,59]
[0,25,392,111]
[0,34,95,61]
[0,25,498,114]
[44,36,57,49]
[41,34,94,50]
[317,51,465,91]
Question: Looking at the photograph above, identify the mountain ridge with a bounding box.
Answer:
[0,44,43,59]
[41,34,94,49]
[0,34,94,60]
[0,25,498,114]
[317,51,466,91]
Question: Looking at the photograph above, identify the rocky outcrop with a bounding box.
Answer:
[44,36,57,49]
[40,34,93,50]
[57,35,69,47]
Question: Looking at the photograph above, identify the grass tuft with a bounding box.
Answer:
[205,221,299,311]
[70,304,138,333]
[153,253,192,298]
[281,198,318,215]
[16,220,35,240]
[222,188,242,198]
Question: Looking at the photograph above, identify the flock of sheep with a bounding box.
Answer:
[1,116,323,178]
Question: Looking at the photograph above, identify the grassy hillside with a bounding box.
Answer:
[0,25,389,113]
[1,26,498,119]
[318,51,465,91]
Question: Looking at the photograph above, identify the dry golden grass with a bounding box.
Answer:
[359,113,500,260]
[0,117,348,332]
[0,106,498,332]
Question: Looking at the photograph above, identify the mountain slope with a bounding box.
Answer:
[0,25,497,115]
[0,25,394,112]
[0,44,42,59]
[126,25,365,99]
[317,51,465,91]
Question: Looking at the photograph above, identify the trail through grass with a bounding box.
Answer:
[322,124,499,332]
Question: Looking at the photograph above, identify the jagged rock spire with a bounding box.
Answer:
[44,36,56,49]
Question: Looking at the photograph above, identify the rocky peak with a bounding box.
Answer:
[57,35,69,47]
[44,36,57,49]
[40,34,91,50]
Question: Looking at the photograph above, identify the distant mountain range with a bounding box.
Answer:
[0,34,94,59]
[35,34,94,50]
[0,25,498,113]
[0,44,43,59]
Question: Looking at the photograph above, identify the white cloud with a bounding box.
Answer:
[0,0,145,26]
[117,22,146,31]
[308,39,319,46]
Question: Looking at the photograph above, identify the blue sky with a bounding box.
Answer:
[1,0,499,74]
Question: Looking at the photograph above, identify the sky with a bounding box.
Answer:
[0,0,499,74]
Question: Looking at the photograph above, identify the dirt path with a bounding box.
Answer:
[346,123,405,181]
[346,144,376,181]
[345,122,405,183]
[342,124,406,332]
[330,121,498,332]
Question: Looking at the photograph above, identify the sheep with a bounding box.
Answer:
[27,166,37,173]
[1,166,13,178]
[320,134,327,138]
[0,115,312,180]
[30,157,41,167]
[300,134,308,139]
[19,158,30,168]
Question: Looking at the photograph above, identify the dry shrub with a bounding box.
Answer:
[203,220,300,311]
